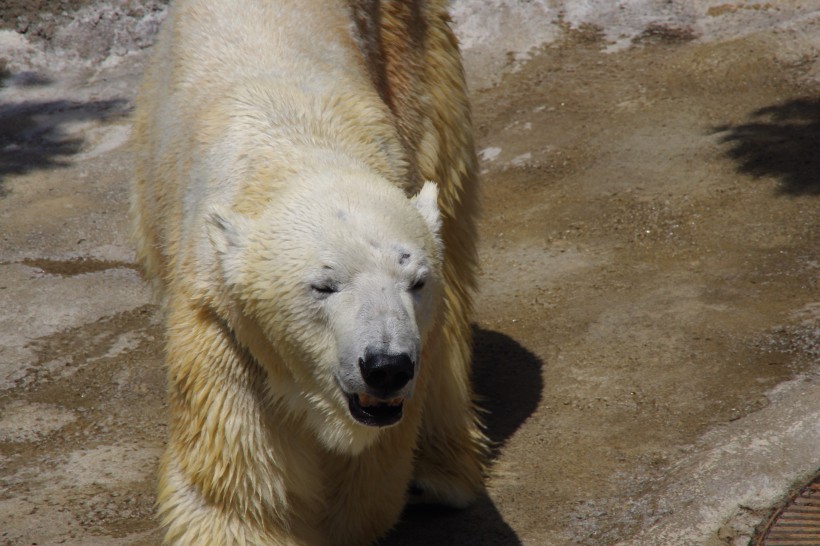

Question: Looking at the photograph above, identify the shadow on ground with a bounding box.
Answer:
[714,97,820,196]
[0,68,128,196]
[383,327,544,545]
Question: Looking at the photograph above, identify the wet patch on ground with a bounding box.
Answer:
[0,305,166,544]
[19,257,139,276]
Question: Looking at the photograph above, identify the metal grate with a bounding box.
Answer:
[753,473,820,546]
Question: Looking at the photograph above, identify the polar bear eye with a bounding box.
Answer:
[310,283,338,298]
[409,267,429,292]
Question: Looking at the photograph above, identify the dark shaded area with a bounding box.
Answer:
[384,495,522,546]
[384,327,544,545]
[5,70,54,87]
[715,98,820,195]
[471,327,544,458]
[0,89,128,196]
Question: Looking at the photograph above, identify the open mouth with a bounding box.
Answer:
[347,392,404,427]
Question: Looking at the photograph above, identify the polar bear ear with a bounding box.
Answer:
[206,206,249,286]
[207,206,245,255]
[411,181,441,236]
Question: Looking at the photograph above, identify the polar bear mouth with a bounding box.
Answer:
[347,393,404,427]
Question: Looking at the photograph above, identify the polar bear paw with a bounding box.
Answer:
[406,474,480,509]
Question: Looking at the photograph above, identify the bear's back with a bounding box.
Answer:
[130,0,477,305]
[130,0,406,291]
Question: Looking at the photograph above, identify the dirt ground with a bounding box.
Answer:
[0,2,818,545]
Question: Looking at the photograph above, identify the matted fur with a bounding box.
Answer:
[130,1,485,544]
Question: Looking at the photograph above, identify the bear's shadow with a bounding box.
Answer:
[381,326,544,545]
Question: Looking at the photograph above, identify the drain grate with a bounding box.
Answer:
[753,472,820,546]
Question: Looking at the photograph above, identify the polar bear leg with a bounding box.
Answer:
[158,432,314,546]
[410,300,487,508]
[155,296,323,546]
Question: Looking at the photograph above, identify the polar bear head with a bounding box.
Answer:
[207,174,443,453]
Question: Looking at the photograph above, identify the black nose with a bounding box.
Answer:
[359,352,415,392]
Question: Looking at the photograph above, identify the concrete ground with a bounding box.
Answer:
[0,2,817,545]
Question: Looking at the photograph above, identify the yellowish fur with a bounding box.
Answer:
[130,0,485,543]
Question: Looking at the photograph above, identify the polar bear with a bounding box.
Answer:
[130,0,485,544]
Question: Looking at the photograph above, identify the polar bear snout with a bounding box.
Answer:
[358,351,415,393]
[341,351,418,428]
